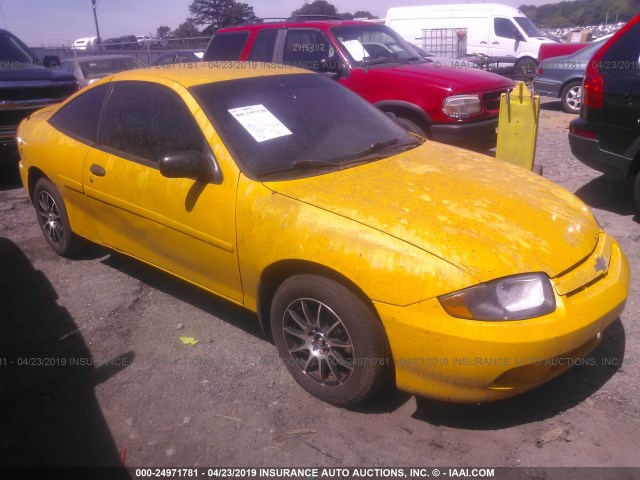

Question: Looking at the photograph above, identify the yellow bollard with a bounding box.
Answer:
[495,81,541,172]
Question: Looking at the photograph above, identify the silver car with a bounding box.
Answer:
[533,40,606,114]
[61,55,145,88]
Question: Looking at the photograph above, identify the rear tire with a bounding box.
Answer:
[33,178,81,257]
[634,172,640,212]
[561,81,582,114]
[514,57,537,76]
[270,274,391,406]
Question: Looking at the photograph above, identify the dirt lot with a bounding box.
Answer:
[0,97,638,474]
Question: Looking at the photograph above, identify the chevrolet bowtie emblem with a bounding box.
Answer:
[594,256,607,273]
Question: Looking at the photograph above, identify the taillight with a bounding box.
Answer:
[582,67,603,109]
[537,66,543,76]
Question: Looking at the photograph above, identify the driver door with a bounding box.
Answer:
[83,81,242,302]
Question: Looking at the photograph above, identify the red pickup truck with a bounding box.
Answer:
[204,19,513,151]
[538,34,614,61]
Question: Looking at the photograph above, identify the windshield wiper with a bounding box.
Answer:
[256,159,341,178]
[344,138,422,163]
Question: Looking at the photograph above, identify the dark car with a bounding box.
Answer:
[204,19,513,151]
[103,35,138,50]
[0,29,77,159]
[151,50,203,66]
[568,15,640,210]
[534,41,605,114]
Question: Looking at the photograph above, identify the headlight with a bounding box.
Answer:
[442,94,482,119]
[438,273,556,321]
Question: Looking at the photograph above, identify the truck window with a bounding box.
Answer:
[204,32,249,61]
[0,31,37,63]
[283,30,332,72]
[248,29,278,62]
[494,18,520,40]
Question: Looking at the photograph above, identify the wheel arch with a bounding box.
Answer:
[256,259,380,339]
[560,77,583,94]
[27,167,49,204]
[373,100,432,134]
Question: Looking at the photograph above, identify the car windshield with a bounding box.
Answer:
[190,74,420,180]
[0,31,38,64]
[79,58,144,79]
[514,17,543,38]
[331,25,421,66]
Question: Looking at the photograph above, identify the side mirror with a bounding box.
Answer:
[43,55,61,68]
[159,150,215,182]
[320,59,349,79]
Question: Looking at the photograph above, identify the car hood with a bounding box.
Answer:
[359,63,513,92]
[264,142,599,282]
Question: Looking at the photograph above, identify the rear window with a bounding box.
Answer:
[248,29,278,62]
[204,32,249,61]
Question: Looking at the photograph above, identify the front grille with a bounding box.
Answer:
[482,90,503,114]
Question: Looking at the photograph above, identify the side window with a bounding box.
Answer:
[101,82,203,164]
[494,18,519,40]
[204,32,249,61]
[283,30,333,72]
[248,29,278,62]
[49,83,108,144]
[156,54,176,66]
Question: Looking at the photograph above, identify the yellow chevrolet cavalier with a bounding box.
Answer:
[17,63,629,406]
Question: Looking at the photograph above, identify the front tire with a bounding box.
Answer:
[395,117,428,138]
[270,275,391,406]
[33,178,80,257]
[561,81,582,114]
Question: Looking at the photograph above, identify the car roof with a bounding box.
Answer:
[217,20,379,33]
[100,62,311,88]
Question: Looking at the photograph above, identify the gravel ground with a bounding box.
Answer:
[0,97,638,473]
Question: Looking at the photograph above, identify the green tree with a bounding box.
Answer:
[290,0,339,19]
[189,0,256,31]
[171,18,201,38]
[156,26,171,38]
[352,10,378,19]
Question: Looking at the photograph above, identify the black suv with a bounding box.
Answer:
[568,15,640,210]
[0,29,77,160]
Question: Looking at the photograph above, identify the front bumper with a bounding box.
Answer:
[430,117,498,150]
[375,233,630,403]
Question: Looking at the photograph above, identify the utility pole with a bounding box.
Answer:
[92,0,103,52]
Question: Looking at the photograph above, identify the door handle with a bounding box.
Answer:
[480,41,487,44]
[90,164,106,177]
[492,41,500,45]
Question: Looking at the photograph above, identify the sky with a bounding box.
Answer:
[0,0,564,47]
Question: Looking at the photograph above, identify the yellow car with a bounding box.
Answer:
[17,63,629,406]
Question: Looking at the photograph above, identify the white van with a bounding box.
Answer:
[386,3,555,73]
[73,36,98,51]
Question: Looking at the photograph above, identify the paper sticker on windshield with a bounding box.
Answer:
[343,39,368,61]
[228,104,292,143]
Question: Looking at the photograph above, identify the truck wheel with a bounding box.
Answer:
[561,81,582,114]
[395,117,428,138]
[515,57,537,76]
[270,274,391,406]
[634,173,640,212]
[33,178,81,257]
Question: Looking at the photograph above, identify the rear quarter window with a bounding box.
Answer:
[204,32,249,61]
[49,84,108,144]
